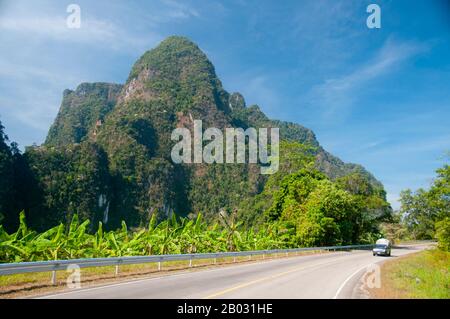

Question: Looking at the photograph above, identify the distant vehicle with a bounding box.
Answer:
[372,238,391,256]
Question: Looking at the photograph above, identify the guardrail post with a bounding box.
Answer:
[214,257,217,265]
[158,261,161,271]
[115,265,119,276]
[189,258,192,268]
[233,256,236,263]
[51,270,56,286]
[262,253,265,259]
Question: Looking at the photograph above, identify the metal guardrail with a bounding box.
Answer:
[0,244,374,281]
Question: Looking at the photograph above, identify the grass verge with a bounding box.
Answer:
[369,249,449,299]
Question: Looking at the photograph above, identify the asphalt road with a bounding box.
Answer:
[37,245,428,299]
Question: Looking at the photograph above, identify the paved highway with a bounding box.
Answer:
[37,245,427,299]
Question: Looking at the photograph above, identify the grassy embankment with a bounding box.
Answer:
[370,249,449,299]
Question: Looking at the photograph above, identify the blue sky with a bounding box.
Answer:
[0,0,449,209]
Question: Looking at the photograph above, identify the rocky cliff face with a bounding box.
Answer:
[45,82,123,147]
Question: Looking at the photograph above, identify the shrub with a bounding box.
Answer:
[435,217,450,252]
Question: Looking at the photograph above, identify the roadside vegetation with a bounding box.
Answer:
[371,249,449,299]
[380,155,449,251]
[0,121,393,263]
[0,212,286,263]
[0,204,374,264]
[371,157,449,299]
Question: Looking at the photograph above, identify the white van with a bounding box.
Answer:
[372,238,392,256]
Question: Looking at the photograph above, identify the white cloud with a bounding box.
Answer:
[0,15,161,52]
[0,0,204,146]
[237,75,282,117]
[0,88,60,131]
[0,55,85,134]
[0,57,79,85]
[308,38,428,120]
[0,0,202,53]
[247,76,279,105]
[161,0,200,19]
[364,135,450,158]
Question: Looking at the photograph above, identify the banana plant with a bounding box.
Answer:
[0,211,301,263]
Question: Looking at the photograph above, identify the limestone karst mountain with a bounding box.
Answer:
[2,36,388,231]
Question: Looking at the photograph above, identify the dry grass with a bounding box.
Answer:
[368,249,449,299]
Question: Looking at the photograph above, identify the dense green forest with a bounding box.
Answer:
[0,119,394,262]
[9,36,446,263]
[0,155,390,263]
